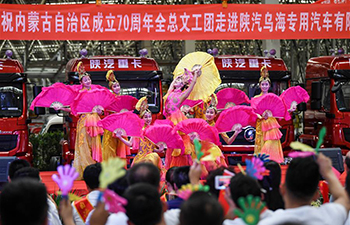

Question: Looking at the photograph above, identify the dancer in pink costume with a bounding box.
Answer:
[102,70,130,162]
[164,68,200,125]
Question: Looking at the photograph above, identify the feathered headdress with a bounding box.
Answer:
[77,62,90,81]
[106,70,119,89]
[259,65,270,84]
[136,96,150,118]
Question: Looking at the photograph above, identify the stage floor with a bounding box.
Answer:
[40,165,288,196]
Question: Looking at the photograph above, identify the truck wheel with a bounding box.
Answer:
[49,156,60,171]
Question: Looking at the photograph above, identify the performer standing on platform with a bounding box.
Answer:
[205,106,242,145]
[55,62,103,179]
[253,66,271,155]
[114,97,159,167]
[101,70,130,162]
[164,68,200,125]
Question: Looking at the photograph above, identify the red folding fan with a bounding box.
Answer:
[97,111,144,137]
[175,118,219,145]
[215,106,257,133]
[145,125,185,151]
[280,86,310,108]
[251,93,287,118]
[30,83,76,110]
[70,89,115,115]
[153,119,175,127]
[106,95,138,113]
[216,88,250,110]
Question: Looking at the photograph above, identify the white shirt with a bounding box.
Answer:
[72,190,100,225]
[47,197,62,225]
[164,209,181,225]
[258,203,348,225]
[86,209,180,225]
[223,209,273,225]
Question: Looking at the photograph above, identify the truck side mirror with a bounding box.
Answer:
[310,82,322,110]
[331,81,342,93]
[33,86,45,115]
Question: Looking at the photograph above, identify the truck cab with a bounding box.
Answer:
[301,54,350,154]
[62,56,163,164]
[0,58,32,162]
[214,55,293,164]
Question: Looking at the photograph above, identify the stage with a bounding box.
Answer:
[40,165,288,196]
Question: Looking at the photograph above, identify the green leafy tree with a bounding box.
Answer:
[29,131,64,170]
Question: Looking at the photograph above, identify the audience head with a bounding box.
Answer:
[12,167,40,181]
[127,163,160,188]
[345,169,350,197]
[180,191,224,225]
[83,163,102,191]
[173,166,190,191]
[0,178,48,225]
[229,173,262,209]
[205,166,235,199]
[259,160,284,210]
[8,159,30,181]
[124,183,163,225]
[285,157,320,202]
[108,172,129,196]
[345,152,350,172]
[165,166,178,193]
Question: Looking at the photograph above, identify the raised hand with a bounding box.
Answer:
[52,165,79,198]
[103,189,127,214]
[234,195,265,225]
[255,153,270,163]
[232,123,243,134]
[288,101,298,112]
[99,157,126,189]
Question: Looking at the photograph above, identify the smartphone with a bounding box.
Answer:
[215,175,232,190]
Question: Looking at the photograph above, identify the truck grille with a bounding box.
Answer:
[344,128,350,143]
[0,135,18,152]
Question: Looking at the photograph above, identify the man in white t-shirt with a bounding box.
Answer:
[223,173,273,225]
[258,154,349,225]
[72,163,101,225]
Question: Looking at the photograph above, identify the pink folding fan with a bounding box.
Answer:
[70,89,115,115]
[106,95,138,113]
[153,119,175,127]
[216,88,250,110]
[280,86,310,109]
[251,93,287,118]
[97,111,144,137]
[180,99,204,109]
[145,125,185,151]
[215,106,257,133]
[30,83,76,110]
[175,118,220,145]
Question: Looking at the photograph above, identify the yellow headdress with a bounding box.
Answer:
[259,66,271,84]
[77,62,90,81]
[136,96,150,118]
[106,70,119,89]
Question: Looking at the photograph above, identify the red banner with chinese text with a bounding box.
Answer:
[0,3,349,40]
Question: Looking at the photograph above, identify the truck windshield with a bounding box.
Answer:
[0,83,23,117]
[217,80,288,99]
[336,82,350,112]
[92,80,161,113]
